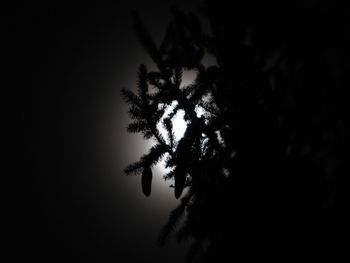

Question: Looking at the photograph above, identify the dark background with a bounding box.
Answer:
[2,1,200,262]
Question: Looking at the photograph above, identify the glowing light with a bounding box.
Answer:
[157,101,188,143]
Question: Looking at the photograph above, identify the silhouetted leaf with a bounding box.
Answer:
[121,88,142,108]
[158,189,193,246]
[127,121,148,133]
[124,161,144,176]
[133,11,166,71]
[123,2,347,261]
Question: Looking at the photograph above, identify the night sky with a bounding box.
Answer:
[2,1,200,262]
[4,1,349,262]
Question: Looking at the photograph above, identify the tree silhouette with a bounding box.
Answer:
[123,1,349,261]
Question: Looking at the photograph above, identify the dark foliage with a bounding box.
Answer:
[123,0,349,261]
